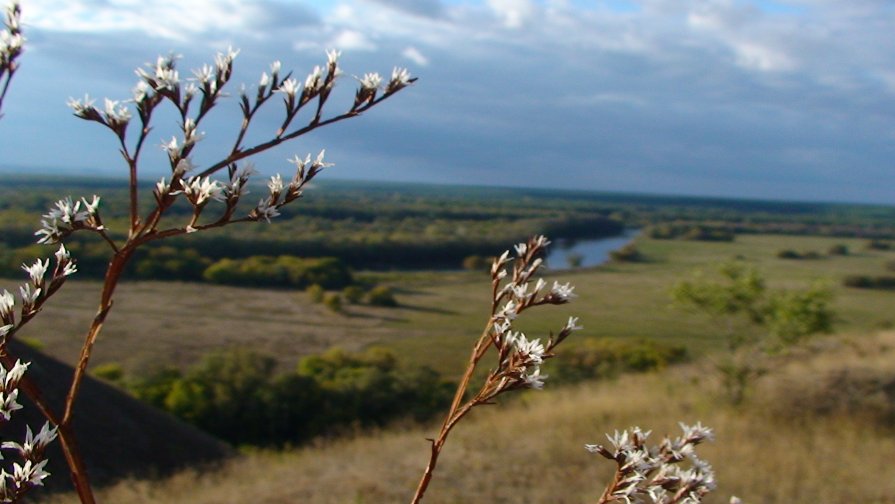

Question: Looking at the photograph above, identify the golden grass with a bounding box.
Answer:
[44,331,895,503]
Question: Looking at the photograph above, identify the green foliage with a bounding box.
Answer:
[609,243,642,263]
[367,285,398,307]
[672,261,835,402]
[565,253,584,268]
[672,261,766,328]
[92,362,125,383]
[546,339,688,384]
[342,285,365,304]
[461,255,490,271]
[134,246,211,281]
[124,347,453,447]
[827,244,849,256]
[324,293,342,312]
[306,284,325,303]
[203,255,353,289]
[765,283,834,346]
[645,223,734,242]
[842,275,895,290]
[866,240,891,251]
[776,249,821,260]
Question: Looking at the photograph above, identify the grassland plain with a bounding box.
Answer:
[41,330,895,503]
[4,234,895,378]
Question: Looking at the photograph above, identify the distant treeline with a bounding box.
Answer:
[3,177,895,280]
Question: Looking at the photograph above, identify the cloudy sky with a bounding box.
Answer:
[2,0,894,203]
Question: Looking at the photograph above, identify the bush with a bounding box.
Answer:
[324,293,342,312]
[609,243,641,263]
[462,255,489,271]
[342,285,365,304]
[827,244,849,256]
[203,255,354,289]
[546,339,688,384]
[843,275,895,290]
[367,285,398,307]
[307,284,325,303]
[91,362,124,383]
[866,240,891,251]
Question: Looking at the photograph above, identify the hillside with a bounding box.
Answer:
[4,340,233,494]
[40,330,895,503]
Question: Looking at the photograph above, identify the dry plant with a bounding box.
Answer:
[0,2,413,501]
[1,3,726,503]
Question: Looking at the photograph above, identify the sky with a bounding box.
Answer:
[1,0,894,204]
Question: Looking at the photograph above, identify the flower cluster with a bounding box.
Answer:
[0,245,77,333]
[481,235,580,395]
[65,47,412,240]
[34,197,103,245]
[0,361,58,502]
[0,1,22,116]
[586,423,717,504]
[0,413,57,501]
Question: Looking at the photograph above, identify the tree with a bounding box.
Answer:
[672,260,834,403]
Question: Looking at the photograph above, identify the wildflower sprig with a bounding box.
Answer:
[586,423,717,504]
[62,47,414,243]
[5,12,413,500]
[412,235,581,503]
[0,1,22,118]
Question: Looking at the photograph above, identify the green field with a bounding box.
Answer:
[7,233,894,379]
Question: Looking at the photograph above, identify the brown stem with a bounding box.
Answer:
[411,326,492,504]
[56,423,96,504]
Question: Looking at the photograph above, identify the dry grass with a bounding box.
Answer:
[43,331,895,503]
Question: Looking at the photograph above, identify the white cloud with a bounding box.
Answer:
[401,46,429,66]
[330,29,378,51]
[487,0,537,29]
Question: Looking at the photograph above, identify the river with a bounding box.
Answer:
[546,229,640,270]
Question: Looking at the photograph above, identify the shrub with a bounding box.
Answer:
[828,244,849,256]
[609,243,641,262]
[843,275,895,290]
[367,285,398,307]
[461,255,489,271]
[91,362,124,383]
[324,293,342,312]
[866,240,891,250]
[306,284,325,303]
[342,285,365,304]
[547,339,688,384]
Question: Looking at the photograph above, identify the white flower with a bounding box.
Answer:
[18,284,40,307]
[21,259,49,287]
[67,94,96,117]
[389,67,412,90]
[215,46,239,72]
[359,72,382,90]
[0,389,22,421]
[533,235,551,249]
[192,64,214,84]
[679,422,714,443]
[268,174,284,196]
[565,316,583,332]
[12,459,50,488]
[1,422,57,458]
[550,281,576,301]
[183,177,224,205]
[326,48,341,66]
[82,195,101,215]
[312,149,334,170]
[253,199,281,223]
[132,80,151,103]
[0,290,14,322]
[277,78,300,98]
[522,367,547,390]
[103,98,131,123]
[514,242,527,257]
[512,333,545,364]
[304,65,323,93]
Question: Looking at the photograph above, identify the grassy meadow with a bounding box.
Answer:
[5,231,894,502]
[8,233,895,378]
